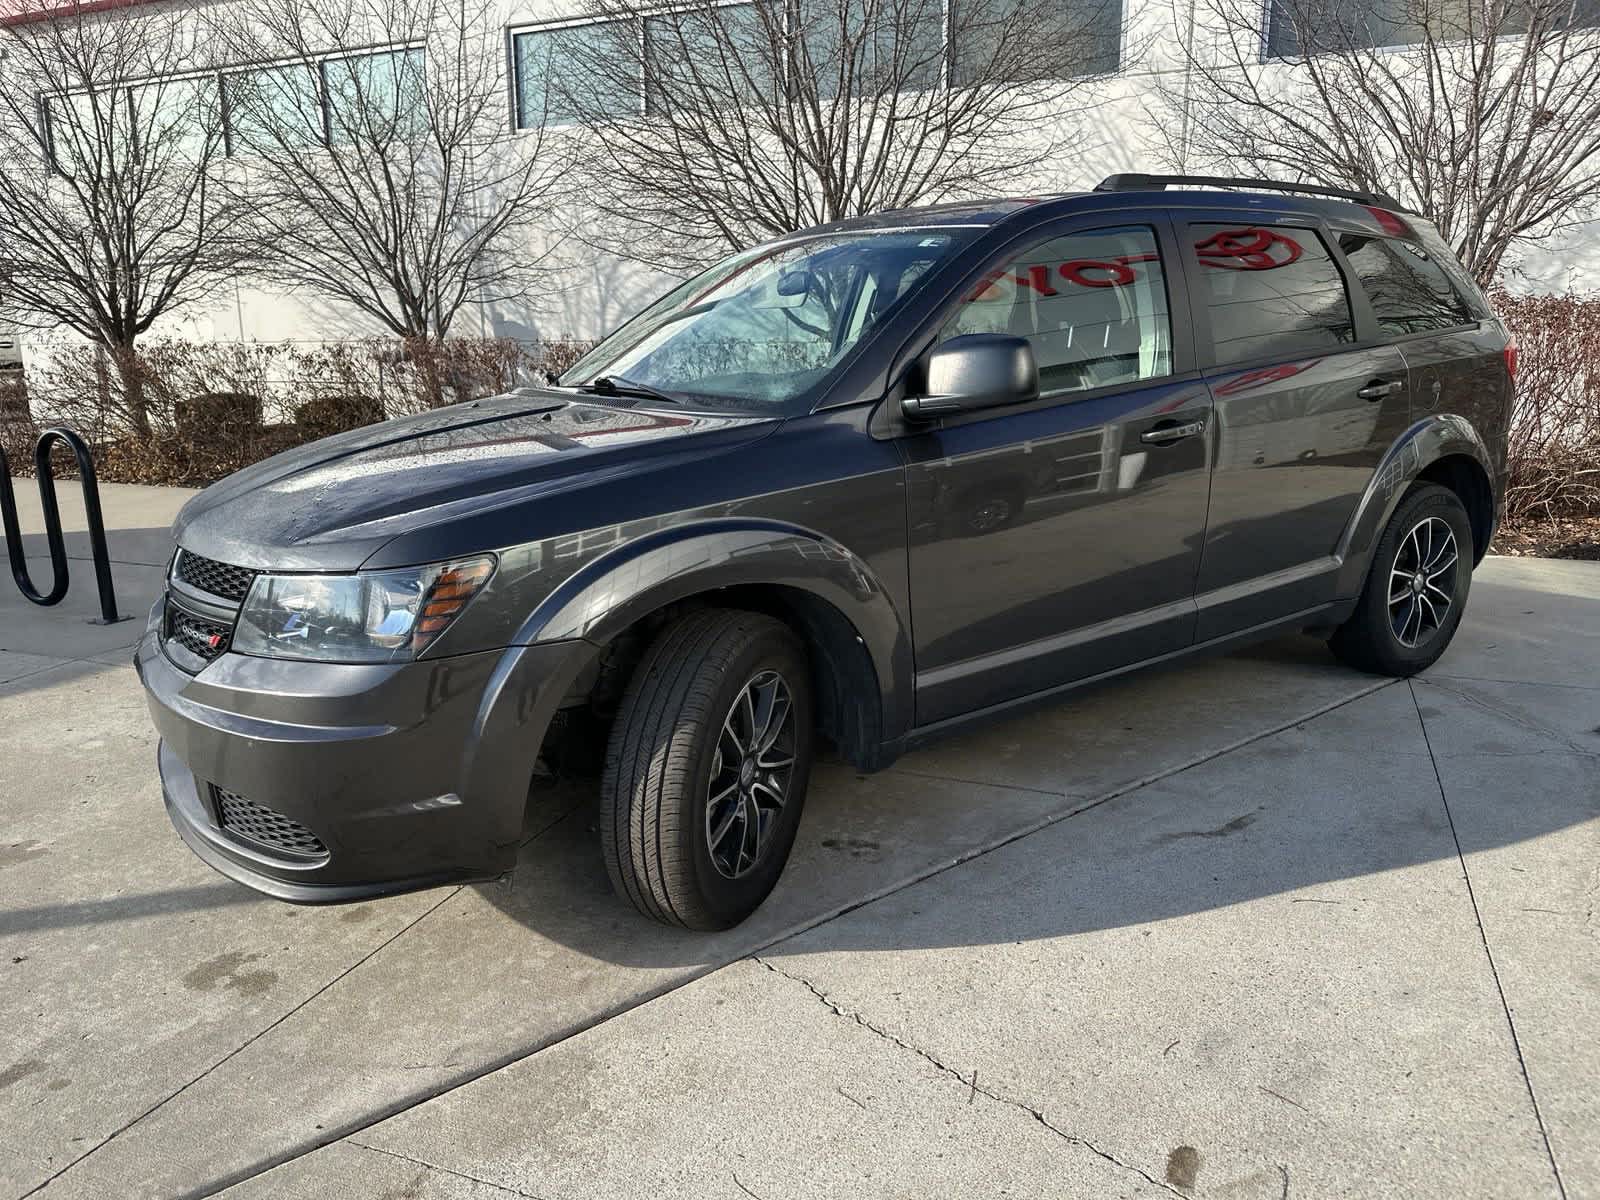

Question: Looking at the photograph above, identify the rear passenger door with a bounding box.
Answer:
[1182,214,1411,639]
[1334,228,1511,488]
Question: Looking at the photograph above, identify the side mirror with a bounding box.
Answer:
[902,334,1039,421]
[776,269,813,296]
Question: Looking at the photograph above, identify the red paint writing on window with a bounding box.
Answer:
[1193,228,1303,271]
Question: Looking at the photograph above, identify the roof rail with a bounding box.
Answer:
[1094,173,1414,215]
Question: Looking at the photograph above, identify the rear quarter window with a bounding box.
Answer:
[1190,224,1356,366]
[1340,234,1478,336]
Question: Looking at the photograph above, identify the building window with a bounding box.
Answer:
[952,0,1121,85]
[644,4,773,110]
[324,48,427,142]
[1265,0,1600,57]
[45,78,223,174]
[223,63,325,152]
[511,0,1123,127]
[1190,224,1355,365]
[40,46,425,173]
[224,48,424,155]
[796,0,944,96]
[513,21,641,128]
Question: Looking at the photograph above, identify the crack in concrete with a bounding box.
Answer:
[1409,681,1568,1200]
[1427,673,1600,693]
[1416,677,1597,756]
[348,1139,553,1199]
[754,956,1189,1199]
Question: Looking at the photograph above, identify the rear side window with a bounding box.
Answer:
[942,225,1173,395]
[1340,235,1477,336]
[1190,224,1355,366]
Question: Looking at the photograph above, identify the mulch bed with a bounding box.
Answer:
[1490,515,1600,561]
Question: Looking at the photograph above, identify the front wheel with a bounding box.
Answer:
[1329,482,1474,676]
[601,609,813,930]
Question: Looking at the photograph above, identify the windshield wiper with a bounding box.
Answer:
[575,375,684,406]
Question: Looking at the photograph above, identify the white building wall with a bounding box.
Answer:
[9,0,1599,365]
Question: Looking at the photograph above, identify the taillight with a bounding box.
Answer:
[1503,335,1518,380]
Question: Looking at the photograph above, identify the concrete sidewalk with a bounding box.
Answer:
[2,482,1596,1199]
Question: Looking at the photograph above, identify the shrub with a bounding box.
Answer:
[9,335,596,485]
[293,394,385,441]
[1494,290,1600,523]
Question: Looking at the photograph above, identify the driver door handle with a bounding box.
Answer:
[1358,378,1405,401]
[1140,419,1207,446]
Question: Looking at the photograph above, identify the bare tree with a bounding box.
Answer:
[0,3,250,436]
[542,0,1128,271]
[1153,0,1600,285]
[221,0,568,360]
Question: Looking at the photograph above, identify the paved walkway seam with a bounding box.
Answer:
[1408,679,1568,1200]
[19,886,465,1200]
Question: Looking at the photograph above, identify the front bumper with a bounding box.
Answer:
[137,604,596,903]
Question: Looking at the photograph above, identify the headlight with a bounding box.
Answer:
[232,556,496,663]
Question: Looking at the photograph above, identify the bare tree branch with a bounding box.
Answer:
[0,2,252,435]
[219,0,570,349]
[1151,0,1600,285]
[546,0,1130,271]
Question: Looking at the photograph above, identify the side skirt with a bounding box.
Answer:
[880,599,1358,764]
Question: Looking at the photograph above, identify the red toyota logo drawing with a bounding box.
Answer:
[1194,227,1303,270]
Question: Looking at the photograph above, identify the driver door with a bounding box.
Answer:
[901,216,1214,724]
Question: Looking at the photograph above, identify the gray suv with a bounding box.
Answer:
[139,175,1514,929]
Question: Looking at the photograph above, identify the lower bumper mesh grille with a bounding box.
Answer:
[168,607,233,661]
[213,787,328,859]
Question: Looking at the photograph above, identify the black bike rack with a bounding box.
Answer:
[0,426,126,625]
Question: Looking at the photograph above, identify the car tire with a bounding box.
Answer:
[601,609,813,930]
[1329,483,1474,677]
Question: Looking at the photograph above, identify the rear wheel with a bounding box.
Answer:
[601,609,813,930]
[1330,483,1473,676]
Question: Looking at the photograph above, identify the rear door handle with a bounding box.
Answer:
[1140,419,1207,445]
[1357,379,1405,401]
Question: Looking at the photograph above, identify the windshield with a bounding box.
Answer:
[560,229,973,412]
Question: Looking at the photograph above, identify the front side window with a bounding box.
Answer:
[561,229,971,411]
[1192,224,1354,365]
[1341,235,1475,335]
[942,225,1173,394]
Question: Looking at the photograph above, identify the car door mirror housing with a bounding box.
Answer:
[902,334,1040,420]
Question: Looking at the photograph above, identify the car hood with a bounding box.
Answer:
[172,390,778,571]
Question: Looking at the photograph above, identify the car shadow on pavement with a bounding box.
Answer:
[472,599,1599,975]
[0,882,259,938]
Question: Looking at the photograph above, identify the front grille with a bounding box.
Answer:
[168,607,233,661]
[213,786,328,859]
[175,551,257,603]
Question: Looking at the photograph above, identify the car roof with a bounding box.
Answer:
[796,186,1424,242]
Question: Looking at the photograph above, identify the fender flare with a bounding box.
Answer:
[1333,413,1496,596]
[516,517,916,745]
